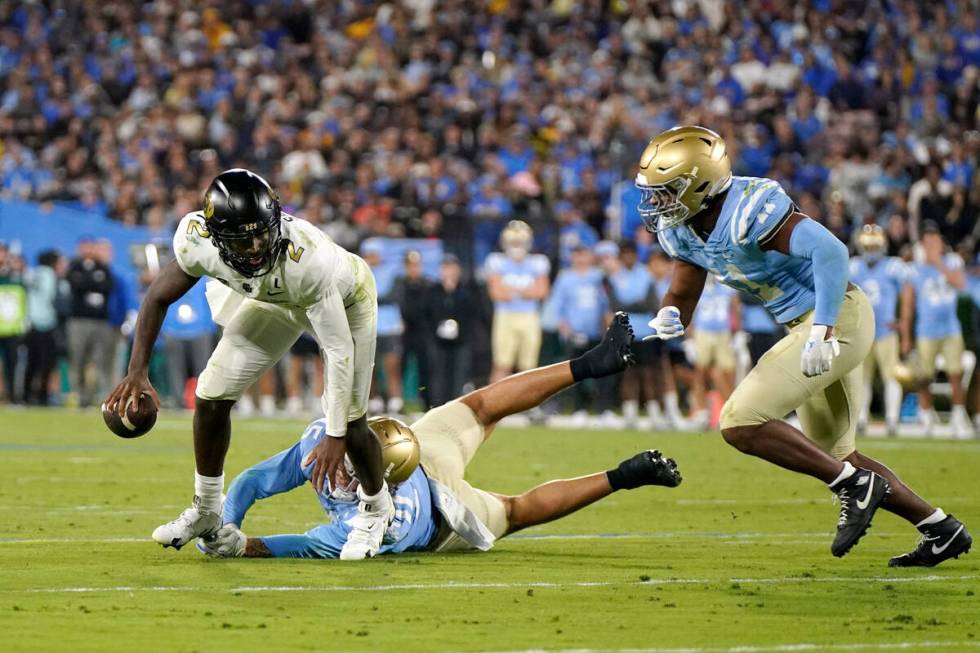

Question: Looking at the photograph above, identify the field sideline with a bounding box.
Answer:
[0,408,977,653]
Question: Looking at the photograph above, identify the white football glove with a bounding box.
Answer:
[645,306,684,341]
[800,324,840,377]
[199,524,246,558]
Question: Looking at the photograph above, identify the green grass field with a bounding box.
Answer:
[0,408,978,653]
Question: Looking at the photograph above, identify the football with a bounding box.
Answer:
[102,394,158,439]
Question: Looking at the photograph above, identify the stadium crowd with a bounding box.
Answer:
[2,0,980,433]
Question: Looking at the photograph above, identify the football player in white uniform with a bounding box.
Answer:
[105,169,392,560]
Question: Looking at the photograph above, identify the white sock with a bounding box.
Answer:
[827,461,856,489]
[623,400,639,422]
[664,391,681,420]
[884,380,902,426]
[259,394,276,416]
[646,400,664,420]
[916,508,947,528]
[357,482,390,511]
[194,472,224,513]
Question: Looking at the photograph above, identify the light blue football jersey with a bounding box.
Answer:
[551,267,609,340]
[692,277,736,333]
[910,254,964,340]
[222,419,436,559]
[657,176,814,324]
[741,301,781,334]
[608,264,655,338]
[849,256,909,340]
[484,252,550,313]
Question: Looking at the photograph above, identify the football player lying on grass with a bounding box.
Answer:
[199,313,682,559]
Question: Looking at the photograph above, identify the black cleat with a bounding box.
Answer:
[609,449,682,489]
[830,469,890,557]
[888,515,972,568]
[590,312,636,374]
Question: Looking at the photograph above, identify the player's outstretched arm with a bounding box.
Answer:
[460,313,635,431]
[104,261,198,415]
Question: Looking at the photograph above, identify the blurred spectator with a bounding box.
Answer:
[160,279,216,410]
[393,250,432,409]
[285,334,323,417]
[22,250,61,405]
[604,241,666,428]
[646,246,686,427]
[903,224,972,438]
[557,201,599,269]
[364,240,405,415]
[689,277,740,429]
[0,241,26,403]
[65,237,115,408]
[485,221,550,383]
[740,297,784,366]
[550,245,613,422]
[425,254,477,407]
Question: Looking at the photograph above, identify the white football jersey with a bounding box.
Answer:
[173,211,374,437]
[173,211,358,309]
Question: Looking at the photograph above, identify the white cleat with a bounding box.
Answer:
[152,497,221,550]
[339,485,395,561]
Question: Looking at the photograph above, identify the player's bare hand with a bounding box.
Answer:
[303,435,347,495]
[104,373,160,417]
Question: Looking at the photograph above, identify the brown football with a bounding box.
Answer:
[102,394,158,439]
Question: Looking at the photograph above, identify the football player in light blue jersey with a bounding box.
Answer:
[645,247,688,427]
[605,241,668,428]
[485,220,551,382]
[198,316,682,559]
[901,224,973,438]
[848,225,909,435]
[638,126,971,567]
[551,245,612,420]
[362,240,405,415]
[689,277,739,428]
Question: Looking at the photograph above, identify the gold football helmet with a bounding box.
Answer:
[635,125,732,233]
[500,219,533,253]
[368,416,421,484]
[857,224,887,256]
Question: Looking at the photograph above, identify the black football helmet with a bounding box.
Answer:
[202,169,283,277]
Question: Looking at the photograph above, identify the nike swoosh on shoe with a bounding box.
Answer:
[856,476,875,510]
[931,525,966,555]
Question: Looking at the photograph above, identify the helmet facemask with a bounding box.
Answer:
[212,219,282,277]
[636,175,693,233]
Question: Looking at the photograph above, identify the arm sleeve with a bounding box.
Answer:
[257,524,345,559]
[788,218,849,326]
[256,534,332,558]
[306,288,355,437]
[222,441,307,527]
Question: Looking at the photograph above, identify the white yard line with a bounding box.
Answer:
[477,642,980,653]
[6,575,975,594]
